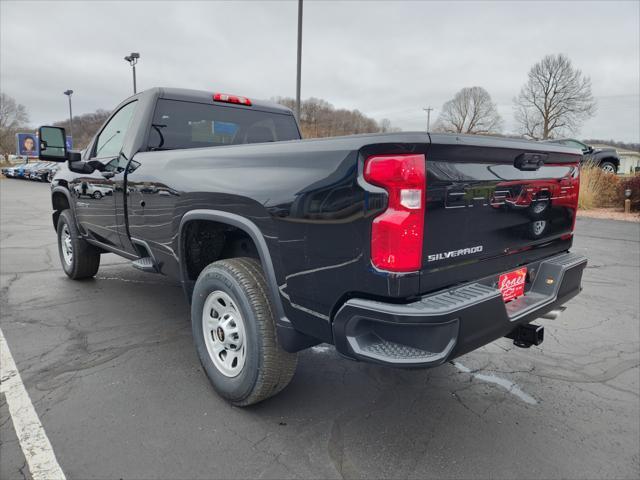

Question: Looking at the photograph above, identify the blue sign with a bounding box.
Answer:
[16,133,38,157]
[213,121,238,135]
[66,136,73,150]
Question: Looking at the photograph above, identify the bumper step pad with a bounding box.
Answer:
[131,257,158,273]
[356,335,440,361]
[333,252,587,367]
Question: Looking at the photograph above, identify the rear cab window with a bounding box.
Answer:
[147,99,300,151]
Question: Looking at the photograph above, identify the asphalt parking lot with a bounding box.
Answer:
[1,178,639,479]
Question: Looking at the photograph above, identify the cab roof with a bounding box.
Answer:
[137,87,294,116]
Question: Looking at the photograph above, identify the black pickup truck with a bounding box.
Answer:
[38,87,587,406]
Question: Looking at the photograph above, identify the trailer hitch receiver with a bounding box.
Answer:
[505,324,544,348]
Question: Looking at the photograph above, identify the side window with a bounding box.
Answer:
[567,140,587,151]
[92,101,138,159]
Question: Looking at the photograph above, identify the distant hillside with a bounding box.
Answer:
[273,97,398,138]
[53,110,110,150]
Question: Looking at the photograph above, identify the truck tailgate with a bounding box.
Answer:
[421,135,581,294]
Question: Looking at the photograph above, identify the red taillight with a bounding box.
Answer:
[364,154,426,272]
[213,92,252,106]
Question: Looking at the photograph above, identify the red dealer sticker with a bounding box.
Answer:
[498,267,527,302]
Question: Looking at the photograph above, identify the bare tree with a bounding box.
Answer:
[434,87,502,134]
[514,54,596,140]
[0,93,30,157]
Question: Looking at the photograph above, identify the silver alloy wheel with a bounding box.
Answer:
[202,290,247,377]
[532,220,546,236]
[601,163,616,174]
[61,224,73,266]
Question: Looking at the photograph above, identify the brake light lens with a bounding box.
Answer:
[213,92,252,106]
[364,154,426,272]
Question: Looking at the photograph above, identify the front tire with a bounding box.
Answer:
[57,210,101,279]
[191,257,297,406]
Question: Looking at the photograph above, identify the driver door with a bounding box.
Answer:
[72,101,137,248]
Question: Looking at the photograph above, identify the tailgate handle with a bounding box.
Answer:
[514,152,548,171]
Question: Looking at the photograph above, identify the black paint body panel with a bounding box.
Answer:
[51,88,583,349]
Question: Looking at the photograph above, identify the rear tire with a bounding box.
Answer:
[191,257,297,406]
[600,161,617,174]
[57,210,101,279]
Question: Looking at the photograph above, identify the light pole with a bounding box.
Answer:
[423,106,433,131]
[63,90,73,140]
[295,0,303,121]
[124,52,140,94]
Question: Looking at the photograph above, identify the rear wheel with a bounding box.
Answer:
[600,161,617,174]
[191,257,297,406]
[57,210,101,279]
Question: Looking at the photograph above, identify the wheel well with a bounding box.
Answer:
[600,157,619,167]
[181,220,260,282]
[51,192,70,229]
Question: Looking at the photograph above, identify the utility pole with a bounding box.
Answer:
[423,106,433,131]
[63,90,73,140]
[295,0,303,121]
[124,52,140,94]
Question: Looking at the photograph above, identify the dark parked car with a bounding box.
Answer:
[542,138,620,173]
[38,87,587,406]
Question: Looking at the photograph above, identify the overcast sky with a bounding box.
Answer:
[2,0,638,141]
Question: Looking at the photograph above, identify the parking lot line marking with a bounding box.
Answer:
[453,361,538,405]
[0,327,66,480]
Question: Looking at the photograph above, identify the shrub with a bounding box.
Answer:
[618,175,640,211]
[579,165,620,209]
[598,171,622,206]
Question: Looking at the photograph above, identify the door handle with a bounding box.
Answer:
[101,171,115,179]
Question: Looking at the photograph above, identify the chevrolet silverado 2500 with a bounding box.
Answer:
[37,87,587,405]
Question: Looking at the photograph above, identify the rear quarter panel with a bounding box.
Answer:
[127,133,429,342]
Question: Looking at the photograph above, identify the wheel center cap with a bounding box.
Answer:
[216,326,225,342]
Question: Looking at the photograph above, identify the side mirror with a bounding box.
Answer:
[39,126,68,162]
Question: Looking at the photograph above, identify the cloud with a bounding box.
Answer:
[1,0,638,141]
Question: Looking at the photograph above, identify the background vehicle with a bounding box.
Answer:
[30,162,59,182]
[22,162,47,179]
[2,161,29,178]
[543,138,620,173]
[14,162,30,178]
[39,87,587,406]
[73,182,113,199]
[2,160,59,182]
